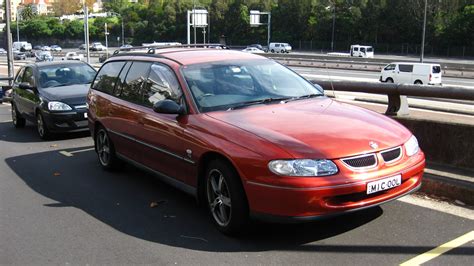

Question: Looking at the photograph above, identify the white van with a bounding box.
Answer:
[350,45,374,58]
[12,41,32,51]
[380,62,442,85]
[269,43,292,53]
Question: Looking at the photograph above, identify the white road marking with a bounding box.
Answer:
[59,147,95,157]
[397,194,474,220]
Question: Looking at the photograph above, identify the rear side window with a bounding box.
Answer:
[275,44,280,47]
[360,48,366,52]
[141,64,182,107]
[92,61,126,94]
[398,64,413,72]
[367,47,373,52]
[119,61,152,104]
[432,66,441,74]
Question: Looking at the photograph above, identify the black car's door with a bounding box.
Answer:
[12,67,30,117]
[17,67,39,120]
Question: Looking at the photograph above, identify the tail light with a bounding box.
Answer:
[429,73,432,81]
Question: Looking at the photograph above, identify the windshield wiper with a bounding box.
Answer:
[285,93,323,102]
[228,97,293,110]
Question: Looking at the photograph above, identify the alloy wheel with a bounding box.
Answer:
[11,106,17,125]
[37,114,45,137]
[97,129,111,166]
[207,169,232,227]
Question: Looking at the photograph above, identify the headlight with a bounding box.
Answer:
[404,135,419,156]
[268,159,338,177]
[48,101,72,111]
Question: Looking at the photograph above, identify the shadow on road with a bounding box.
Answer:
[5,147,387,252]
[0,121,89,143]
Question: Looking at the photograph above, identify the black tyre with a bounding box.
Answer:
[11,104,26,128]
[95,126,119,170]
[271,49,275,53]
[414,80,423,85]
[36,112,51,140]
[205,159,249,235]
[386,78,394,83]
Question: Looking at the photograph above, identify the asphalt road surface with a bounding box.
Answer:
[0,103,473,265]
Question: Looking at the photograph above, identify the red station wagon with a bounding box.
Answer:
[87,47,425,234]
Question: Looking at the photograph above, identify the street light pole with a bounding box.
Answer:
[83,1,90,63]
[105,23,109,59]
[5,0,15,83]
[121,18,124,46]
[331,3,336,52]
[16,12,20,42]
[420,0,427,63]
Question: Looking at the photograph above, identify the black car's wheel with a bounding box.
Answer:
[205,159,249,235]
[95,127,119,170]
[11,104,26,128]
[36,112,51,140]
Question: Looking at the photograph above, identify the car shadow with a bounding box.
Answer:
[0,121,89,143]
[5,147,385,252]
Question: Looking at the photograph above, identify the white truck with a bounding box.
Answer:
[12,41,32,52]
[328,44,374,58]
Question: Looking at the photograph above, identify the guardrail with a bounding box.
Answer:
[311,79,474,116]
[272,56,474,79]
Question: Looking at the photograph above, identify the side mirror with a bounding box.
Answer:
[152,99,185,115]
[19,82,36,91]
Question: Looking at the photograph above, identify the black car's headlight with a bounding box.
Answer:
[48,101,72,111]
[268,159,338,177]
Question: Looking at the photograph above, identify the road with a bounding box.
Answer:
[0,103,473,265]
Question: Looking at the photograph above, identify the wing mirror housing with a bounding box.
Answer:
[152,99,185,115]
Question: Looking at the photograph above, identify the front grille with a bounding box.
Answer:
[342,154,377,169]
[381,147,402,163]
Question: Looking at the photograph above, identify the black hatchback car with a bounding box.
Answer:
[11,61,97,139]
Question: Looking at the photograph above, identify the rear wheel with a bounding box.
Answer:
[95,126,119,170]
[11,103,26,128]
[205,159,249,235]
[271,49,275,53]
[36,112,51,140]
[414,80,423,85]
[386,78,394,83]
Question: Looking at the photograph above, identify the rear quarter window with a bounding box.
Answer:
[92,61,126,94]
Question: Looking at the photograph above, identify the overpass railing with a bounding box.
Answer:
[311,79,474,116]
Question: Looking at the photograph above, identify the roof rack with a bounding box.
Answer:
[112,43,229,56]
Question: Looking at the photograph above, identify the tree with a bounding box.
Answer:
[52,0,82,16]
[20,4,37,20]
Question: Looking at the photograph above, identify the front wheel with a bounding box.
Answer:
[205,160,249,235]
[386,78,394,83]
[414,80,423,85]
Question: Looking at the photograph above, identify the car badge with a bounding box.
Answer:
[369,141,378,149]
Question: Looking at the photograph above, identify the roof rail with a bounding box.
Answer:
[112,43,229,55]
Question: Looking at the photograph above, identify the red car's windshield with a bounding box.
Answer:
[182,59,323,112]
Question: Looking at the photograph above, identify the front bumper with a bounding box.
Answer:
[42,109,89,133]
[245,153,425,220]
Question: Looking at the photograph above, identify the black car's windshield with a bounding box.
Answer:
[38,64,97,88]
[182,59,323,112]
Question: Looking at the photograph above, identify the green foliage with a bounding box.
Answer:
[11,0,474,50]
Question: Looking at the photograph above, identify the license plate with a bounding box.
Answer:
[84,112,88,118]
[366,175,401,194]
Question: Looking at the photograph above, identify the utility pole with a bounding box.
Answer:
[420,0,427,63]
[121,18,124,46]
[6,0,15,83]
